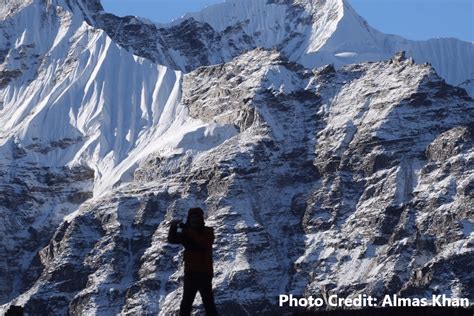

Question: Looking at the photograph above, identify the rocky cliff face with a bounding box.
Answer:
[0,0,473,315]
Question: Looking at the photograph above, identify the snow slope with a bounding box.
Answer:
[0,0,237,196]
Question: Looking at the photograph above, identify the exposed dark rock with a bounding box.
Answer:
[0,69,21,88]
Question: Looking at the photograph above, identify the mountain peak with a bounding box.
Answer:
[64,0,104,24]
[175,0,345,43]
[70,0,103,12]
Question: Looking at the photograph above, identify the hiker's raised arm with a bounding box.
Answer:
[167,220,184,244]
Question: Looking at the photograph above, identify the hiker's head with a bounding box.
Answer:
[186,207,205,228]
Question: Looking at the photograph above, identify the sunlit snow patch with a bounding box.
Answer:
[334,52,358,58]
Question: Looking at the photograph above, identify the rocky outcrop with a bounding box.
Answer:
[0,163,94,305]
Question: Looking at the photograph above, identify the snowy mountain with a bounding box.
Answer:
[90,0,474,94]
[0,0,473,314]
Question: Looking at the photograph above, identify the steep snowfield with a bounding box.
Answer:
[0,0,237,196]
[317,2,474,93]
[177,0,343,52]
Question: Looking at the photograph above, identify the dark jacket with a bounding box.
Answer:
[168,208,214,275]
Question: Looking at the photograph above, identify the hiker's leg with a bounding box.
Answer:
[180,273,198,316]
[198,274,218,316]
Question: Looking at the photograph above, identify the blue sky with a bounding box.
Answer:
[101,0,473,42]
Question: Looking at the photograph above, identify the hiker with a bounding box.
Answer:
[168,207,218,316]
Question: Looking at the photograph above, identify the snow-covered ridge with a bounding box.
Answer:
[173,0,344,52]
[91,0,474,95]
[0,0,238,196]
[186,0,474,92]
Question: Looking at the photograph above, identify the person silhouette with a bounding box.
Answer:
[168,207,218,316]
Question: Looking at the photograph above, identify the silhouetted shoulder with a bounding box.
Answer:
[204,226,214,233]
[204,226,214,237]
